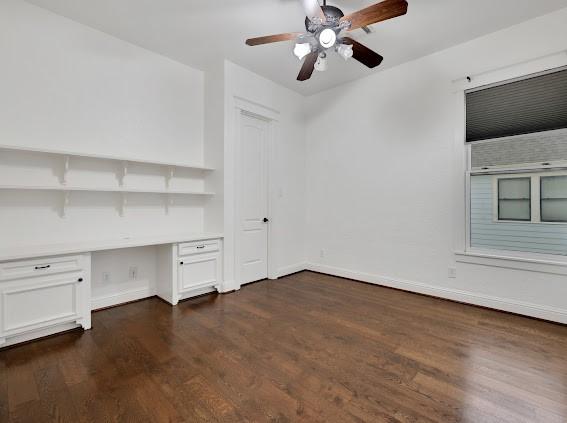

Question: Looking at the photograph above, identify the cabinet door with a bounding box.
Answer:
[178,254,219,293]
[0,274,85,339]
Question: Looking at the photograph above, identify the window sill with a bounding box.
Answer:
[455,250,567,276]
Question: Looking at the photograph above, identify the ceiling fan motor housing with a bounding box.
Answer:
[305,5,344,32]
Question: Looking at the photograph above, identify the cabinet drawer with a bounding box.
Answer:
[0,255,84,281]
[178,239,220,257]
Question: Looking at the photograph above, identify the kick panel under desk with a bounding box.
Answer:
[0,233,223,348]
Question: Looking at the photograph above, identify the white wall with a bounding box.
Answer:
[0,0,208,306]
[305,8,567,323]
[203,61,225,235]
[0,0,204,163]
[91,246,158,309]
[223,61,306,289]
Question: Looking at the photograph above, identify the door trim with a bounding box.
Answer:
[233,97,279,286]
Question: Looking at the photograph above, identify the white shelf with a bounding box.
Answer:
[0,145,215,217]
[0,233,224,262]
[0,144,214,171]
[0,185,213,217]
[0,185,215,195]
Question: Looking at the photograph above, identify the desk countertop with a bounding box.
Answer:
[0,233,224,262]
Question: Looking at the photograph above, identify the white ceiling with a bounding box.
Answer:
[26,0,567,95]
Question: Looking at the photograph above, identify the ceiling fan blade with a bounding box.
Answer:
[297,52,319,81]
[300,0,326,21]
[246,33,302,46]
[343,37,383,68]
[341,0,408,31]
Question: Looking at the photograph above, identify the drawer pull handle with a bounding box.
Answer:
[34,265,51,270]
[196,245,205,249]
[78,278,83,282]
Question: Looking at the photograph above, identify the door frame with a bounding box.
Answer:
[232,96,279,286]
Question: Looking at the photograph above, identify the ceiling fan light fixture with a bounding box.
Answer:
[293,42,312,60]
[318,28,336,49]
[337,43,353,61]
[314,53,327,72]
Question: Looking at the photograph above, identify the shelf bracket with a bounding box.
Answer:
[119,161,128,187]
[164,193,174,215]
[61,191,69,218]
[165,166,174,189]
[61,156,70,185]
[120,193,127,217]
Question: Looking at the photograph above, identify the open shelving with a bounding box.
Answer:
[0,145,216,217]
[0,185,215,195]
[0,144,215,171]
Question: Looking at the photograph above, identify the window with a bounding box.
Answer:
[497,178,531,221]
[541,175,567,223]
[465,66,567,257]
[469,171,567,256]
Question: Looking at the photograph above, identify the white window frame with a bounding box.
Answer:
[490,170,567,224]
[492,175,532,223]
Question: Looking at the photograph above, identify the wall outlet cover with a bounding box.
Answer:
[448,267,457,279]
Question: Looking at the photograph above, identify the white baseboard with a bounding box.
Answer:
[92,286,155,310]
[278,262,308,278]
[306,263,567,325]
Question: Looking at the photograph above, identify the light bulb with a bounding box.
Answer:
[337,44,353,61]
[318,28,336,49]
[314,54,327,72]
[293,43,312,60]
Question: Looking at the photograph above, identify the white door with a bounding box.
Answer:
[239,112,269,284]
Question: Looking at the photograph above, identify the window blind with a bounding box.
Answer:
[466,68,567,142]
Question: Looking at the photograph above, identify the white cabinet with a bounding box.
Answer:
[0,253,91,347]
[179,253,220,293]
[157,238,222,305]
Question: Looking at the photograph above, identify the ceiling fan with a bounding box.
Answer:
[245,0,408,81]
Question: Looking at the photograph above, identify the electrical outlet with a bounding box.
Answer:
[129,266,138,280]
[320,249,325,259]
[102,272,110,283]
[448,267,457,279]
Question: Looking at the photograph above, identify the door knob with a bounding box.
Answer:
[263,218,269,223]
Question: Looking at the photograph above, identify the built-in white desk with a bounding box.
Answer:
[0,233,223,262]
[0,233,223,348]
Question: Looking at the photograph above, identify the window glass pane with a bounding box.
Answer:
[541,199,567,222]
[541,176,567,222]
[499,199,531,221]
[541,175,567,199]
[498,178,530,199]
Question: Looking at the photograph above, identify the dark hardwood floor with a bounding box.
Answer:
[1,271,567,422]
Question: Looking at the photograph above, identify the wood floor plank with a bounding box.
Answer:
[1,271,567,422]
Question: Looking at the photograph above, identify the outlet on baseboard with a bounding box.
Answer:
[102,272,110,283]
[129,266,138,280]
[448,267,457,279]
